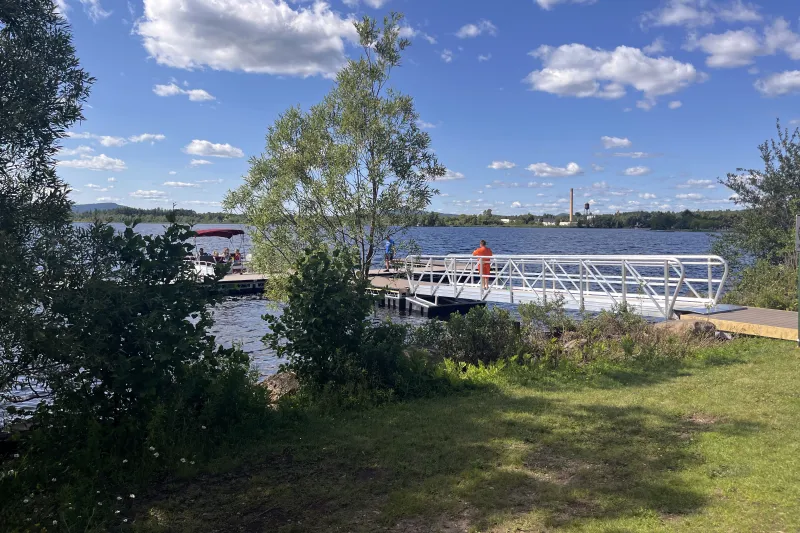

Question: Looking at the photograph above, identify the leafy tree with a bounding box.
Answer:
[224,13,444,293]
[0,0,93,404]
[715,121,800,265]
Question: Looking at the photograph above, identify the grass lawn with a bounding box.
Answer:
[135,338,800,532]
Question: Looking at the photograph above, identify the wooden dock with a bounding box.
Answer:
[680,307,798,341]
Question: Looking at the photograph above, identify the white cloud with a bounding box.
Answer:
[153,82,216,102]
[676,193,705,200]
[190,159,214,166]
[601,136,632,149]
[196,179,224,184]
[643,37,667,55]
[55,0,70,17]
[511,201,523,208]
[534,0,596,9]
[636,99,656,111]
[639,192,657,199]
[456,20,497,39]
[169,170,178,175]
[58,145,94,156]
[591,163,605,172]
[95,196,120,202]
[642,0,761,28]
[478,53,492,62]
[437,169,465,181]
[184,200,223,206]
[528,181,554,188]
[98,136,127,147]
[441,49,453,63]
[79,0,111,22]
[130,190,167,199]
[488,160,516,170]
[755,71,800,97]
[184,140,244,158]
[525,44,702,102]
[417,120,436,129]
[58,154,127,172]
[398,26,417,39]
[163,181,200,188]
[687,18,800,69]
[107,177,116,182]
[65,132,164,147]
[623,166,651,176]
[668,100,683,109]
[136,0,359,78]
[128,133,166,143]
[85,183,103,189]
[614,152,658,158]
[526,162,583,177]
[422,33,437,45]
[677,179,716,189]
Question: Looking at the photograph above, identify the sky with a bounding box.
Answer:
[55,0,800,215]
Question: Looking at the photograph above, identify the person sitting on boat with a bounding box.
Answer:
[223,247,230,261]
[234,249,242,262]
[197,247,205,259]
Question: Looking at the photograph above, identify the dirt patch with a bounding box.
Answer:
[687,413,721,426]
[390,510,472,533]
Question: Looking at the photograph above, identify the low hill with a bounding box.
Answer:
[73,202,124,213]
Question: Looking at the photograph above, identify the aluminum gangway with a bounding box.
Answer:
[404,255,729,320]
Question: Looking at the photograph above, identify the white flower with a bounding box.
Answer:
[97,502,103,506]
[13,454,19,458]
[149,446,155,451]
[122,459,128,464]
[180,458,186,463]
[153,452,160,458]
[115,510,120,514]
[129,494,135,499]
[23,499,29,504]
[190,461,195,465]
[51,478,56,482]
[53,520,58,526]
[123,519,128,523]
[117,496,122,501]
[201,425,207,430]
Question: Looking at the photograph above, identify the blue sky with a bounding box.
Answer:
[57,0,800,215]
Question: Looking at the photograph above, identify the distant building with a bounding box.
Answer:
[559,221,574,227]
[541,218,557,226]
[500,218,511,224]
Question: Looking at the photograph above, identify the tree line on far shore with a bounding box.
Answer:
[410,208,740,231]
[74,205,739,232]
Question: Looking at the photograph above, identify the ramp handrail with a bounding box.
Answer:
[403,254,728,320]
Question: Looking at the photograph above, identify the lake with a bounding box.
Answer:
[120,224,715,376]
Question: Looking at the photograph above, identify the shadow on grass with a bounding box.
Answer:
[134,382,762,533]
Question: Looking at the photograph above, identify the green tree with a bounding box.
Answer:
[715,121,800,265]
[0,0,93,403]
[224,13,444,291]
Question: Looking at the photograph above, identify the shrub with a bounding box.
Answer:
[413,306,521,365]
[265,248,448,401]
[722,259,797,311]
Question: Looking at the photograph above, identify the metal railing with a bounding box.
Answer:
[404,254,729,320]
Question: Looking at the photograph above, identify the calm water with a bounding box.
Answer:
[86,224,716,376]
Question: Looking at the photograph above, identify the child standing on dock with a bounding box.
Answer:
[472,239,493,289]
[384,235,395,272]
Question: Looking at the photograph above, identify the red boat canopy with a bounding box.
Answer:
[194,229,245,239]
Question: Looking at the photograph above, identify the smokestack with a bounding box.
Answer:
[569,188,574,223]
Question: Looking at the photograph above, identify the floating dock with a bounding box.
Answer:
[679,307,798,341]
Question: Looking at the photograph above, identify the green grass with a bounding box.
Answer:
[133,338,800,532]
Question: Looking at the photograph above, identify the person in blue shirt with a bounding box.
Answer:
[383,235,395,272]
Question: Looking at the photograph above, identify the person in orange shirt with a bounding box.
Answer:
[472,239,493,289]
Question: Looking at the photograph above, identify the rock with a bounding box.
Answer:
[693,321,717,336]
[715,331,733,341]
[563,339,587,353]
[654,320,695,333]
[261,371,300,403]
